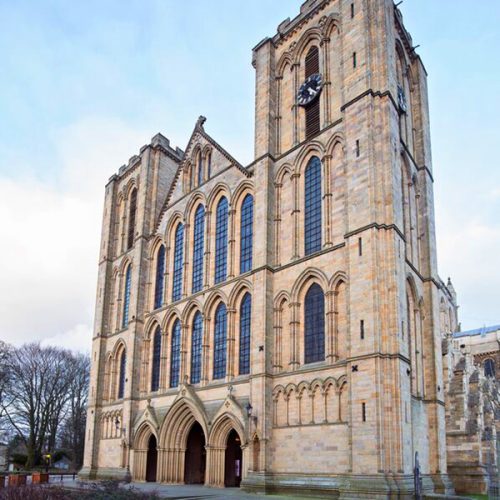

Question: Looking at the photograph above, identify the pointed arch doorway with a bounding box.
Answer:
[224,429,242,487]
[184,422,206,484]
[146,434,157,482]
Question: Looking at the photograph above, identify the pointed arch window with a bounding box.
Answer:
[118,349,126,399]
[191,312,203,384]
[206,151,211,179]
[304,283,325,364]
[484,359,495,378]
[170,319,181,388]
[172,223,184,302]
[240,194,254,274]
[213,303,227,379]
[239,293,251,375]
[304,156,322,255]
[154,245,165,309]
[305,46,320,139]
[122,265,132,328]
[197,153,203,186]
[127,188,137,249]
[192,205,205,294]
[151,326,161,391]
[214,197,228,283]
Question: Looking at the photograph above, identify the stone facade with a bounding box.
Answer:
[443,325,500,495]
[81,1,462,497]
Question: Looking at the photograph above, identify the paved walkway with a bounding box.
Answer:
[54,478,309,499]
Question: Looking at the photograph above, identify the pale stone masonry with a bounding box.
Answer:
[80,0,473,497]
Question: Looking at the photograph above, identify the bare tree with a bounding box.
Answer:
[1,343,74,467]
[59,353,90,468]
[0,341,13,441]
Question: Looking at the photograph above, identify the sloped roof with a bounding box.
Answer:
[454,325,500,338]
[156,116,251,231]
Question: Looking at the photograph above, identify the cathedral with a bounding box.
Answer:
[80,0,470,496]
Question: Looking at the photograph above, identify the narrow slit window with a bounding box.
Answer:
[360,319,365,339]
[362,402,366,422]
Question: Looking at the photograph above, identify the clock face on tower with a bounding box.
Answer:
[297,73,323,106]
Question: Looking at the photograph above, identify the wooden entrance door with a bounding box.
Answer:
[224,429,242,487]
[146,435,157,482]
[184,422,206,484]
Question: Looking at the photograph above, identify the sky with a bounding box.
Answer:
[0,0,498,353]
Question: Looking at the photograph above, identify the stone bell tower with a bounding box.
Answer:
[247,0,453,496]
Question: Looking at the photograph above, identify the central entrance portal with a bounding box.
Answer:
[184,422,206,484]
[146,434,157,482]
[224,429,242,487]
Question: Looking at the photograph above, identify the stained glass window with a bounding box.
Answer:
[240,194,254,274]
[213,303,227,379]
[127,189,137,249]
[154,245,165,309]
[170,320,181,388]
[122,265,132,328]
[191,312,203,384]
[172,223,184,301]
[484,359,495,378]
[239,293,251,375]
[214,197,228,283]
[118,350,126,399]
[151,326,161,391]
[304,283,325,363]
[192,205,205,293]
[304,156,322,255]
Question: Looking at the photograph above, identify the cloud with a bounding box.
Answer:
[0,117,150,351]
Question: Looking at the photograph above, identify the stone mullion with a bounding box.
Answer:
[273,307,282,371]
[144,257,153,314]
[290,302,300,368]
[291,173,300,260]
[325,290,337,363]
[141,339,150,393]
[180,322,189,384]
[182,222,190,299]
[227,208,236,278]
[276,77,282,155]
[274,183,282,266]
[323,154,333,247]
[292,62,300,145]
[321,37,331,126]
[203,211,212,288]
[201,316,211,384]
[160,332,169,391]
[164,246,171,305]
[226,308,236,379]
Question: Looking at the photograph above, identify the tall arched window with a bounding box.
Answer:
[192,205,205,294]
[172,223,184,301]
[191,312,203,384]
[239,293,251,375]
[151,326,161,391]
[214,197,228,283]
[154,245,165,309]
[127,188,137,249]
[240,194,254,274]
[304,283,325,364]
[484,359,495,378]
[304,156,322,255]
[197,153,203,186]
[206,152,211,179]
[305,46,320,139]
[122,265,132,328]
[170,320,181,388]
[213,303,227,379]
[118,349,126,399]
